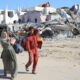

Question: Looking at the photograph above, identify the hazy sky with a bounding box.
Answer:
[0,0,80,9]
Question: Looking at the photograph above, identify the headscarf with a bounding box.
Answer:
[1,31,8,39]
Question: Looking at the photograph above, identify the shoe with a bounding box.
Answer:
[32,71,36,74]
[25,66,29,71]
[4,71,7,76]
[4,74,7,76]
[10,77,14,80]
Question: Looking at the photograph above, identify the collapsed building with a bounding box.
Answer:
[16,4,80,38]
[0,3,80,38]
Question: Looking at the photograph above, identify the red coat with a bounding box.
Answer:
[26,35,38,54]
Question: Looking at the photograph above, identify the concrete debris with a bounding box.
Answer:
[0,4,80,39]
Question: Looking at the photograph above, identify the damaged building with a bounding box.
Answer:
[19,2,58,23]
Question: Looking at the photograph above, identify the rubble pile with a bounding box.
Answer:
[0,4,80,39]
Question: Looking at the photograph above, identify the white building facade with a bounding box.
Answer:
[0,9,19,24]
[20,3,57,23]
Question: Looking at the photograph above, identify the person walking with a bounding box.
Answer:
[25,27,39,74]
[1,31,17,80]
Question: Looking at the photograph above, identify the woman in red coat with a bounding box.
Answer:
[25,27,39,74]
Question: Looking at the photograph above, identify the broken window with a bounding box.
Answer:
[8,11,13,18]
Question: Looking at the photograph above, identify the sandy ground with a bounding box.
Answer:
[0,38,80,80]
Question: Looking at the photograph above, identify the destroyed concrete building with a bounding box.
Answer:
[0,3,80,38]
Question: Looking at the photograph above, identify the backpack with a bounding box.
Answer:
[13,43,24,53]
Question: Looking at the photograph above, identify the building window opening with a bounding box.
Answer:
[8,11,13,18]
[35,18,37,23]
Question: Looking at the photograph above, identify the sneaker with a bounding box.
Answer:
[32,71,36,74]
[25,66,29,71]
